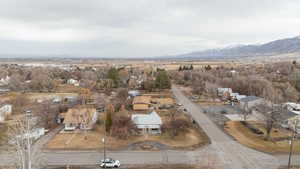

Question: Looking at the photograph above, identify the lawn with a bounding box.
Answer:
[46,124,209,151]
[0,124,7,144]
[0,124,9,150]
[46,112,209,151]
[225,121,300,153]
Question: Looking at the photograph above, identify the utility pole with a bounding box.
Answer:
[288,120,299,169]
[103,108,107,169]
[26,110,32,169]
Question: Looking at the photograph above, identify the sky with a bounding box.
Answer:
[0,0,300,58]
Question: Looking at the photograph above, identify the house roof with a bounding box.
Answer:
[128,90,140,97]
[281,111,299,121]
[58,113,66,119]
[63,107,96,124]
[131,111,162,126]
[133,104,149,110]
[133,96,151,104]
[151,98,174,105]
[240,96,261,102]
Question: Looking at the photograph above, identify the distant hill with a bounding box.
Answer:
[170,36,300,60]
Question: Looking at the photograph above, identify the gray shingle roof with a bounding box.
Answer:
[131,111,162,126]
[240,96,261,102]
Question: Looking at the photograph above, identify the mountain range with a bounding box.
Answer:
[170,35,300,60]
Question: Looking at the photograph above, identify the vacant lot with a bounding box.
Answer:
[225,121,300,153]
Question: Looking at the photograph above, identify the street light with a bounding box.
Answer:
[103,108,107,169]
[25,110,32,169]
[288,120,299,169]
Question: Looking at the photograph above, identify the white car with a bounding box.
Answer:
[100,158,121,168]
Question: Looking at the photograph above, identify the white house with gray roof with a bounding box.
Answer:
[131,111,162,134]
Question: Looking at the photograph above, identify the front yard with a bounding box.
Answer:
[225,121,300,153]
[0,124,9,150]
[46,112,209,151]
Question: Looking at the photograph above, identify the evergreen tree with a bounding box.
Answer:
[205,65,212,71]
[106,112,112,133]
[107,67,119,87]
[155,70,171,89]
[293,60,297,65]
[105,104,114,133]
[190,64,194,70]
[178,66,182,71]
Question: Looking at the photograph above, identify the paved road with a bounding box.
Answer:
[0,86,299,168]
[172,86,280,169]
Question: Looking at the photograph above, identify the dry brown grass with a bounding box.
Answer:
[46,124,208,151]
[46,115,209,151]
[225,121,300,153]
[0,91,78,102]
[151,98,174,105]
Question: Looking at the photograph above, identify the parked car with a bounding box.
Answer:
[100,158,120,168]
[159,104,174,109]
[176,103,183,106]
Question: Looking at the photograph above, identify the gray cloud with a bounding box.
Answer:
[0,0,300,58]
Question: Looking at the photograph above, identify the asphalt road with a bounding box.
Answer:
[0,86,299,168]
[172,86,280,169]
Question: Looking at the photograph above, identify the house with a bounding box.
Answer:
[281,111,300,133]
[217,88,232,97]
[63,107,98,131]
[67,78,80,86]
[285,102,300,115]
[0,88,10,94]
[239,96,264,109]
[0,104,12,122]
[128,90,141,97]
[0,76,10,86]
[230,93,239,100]
[236,95,247,102]
[53,97,62,103]
[132,96,151,111]
[131,111,162,134]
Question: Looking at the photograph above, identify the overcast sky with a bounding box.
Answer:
[0,0,300,58]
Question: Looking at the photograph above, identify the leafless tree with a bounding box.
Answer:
[9,74,26,91]
[111,114,138,139]
[162,119,190,138]
[8,115,45,169]
[205,82,219,101]
[241,101,251,121]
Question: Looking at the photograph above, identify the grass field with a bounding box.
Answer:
[225,121,300,153]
